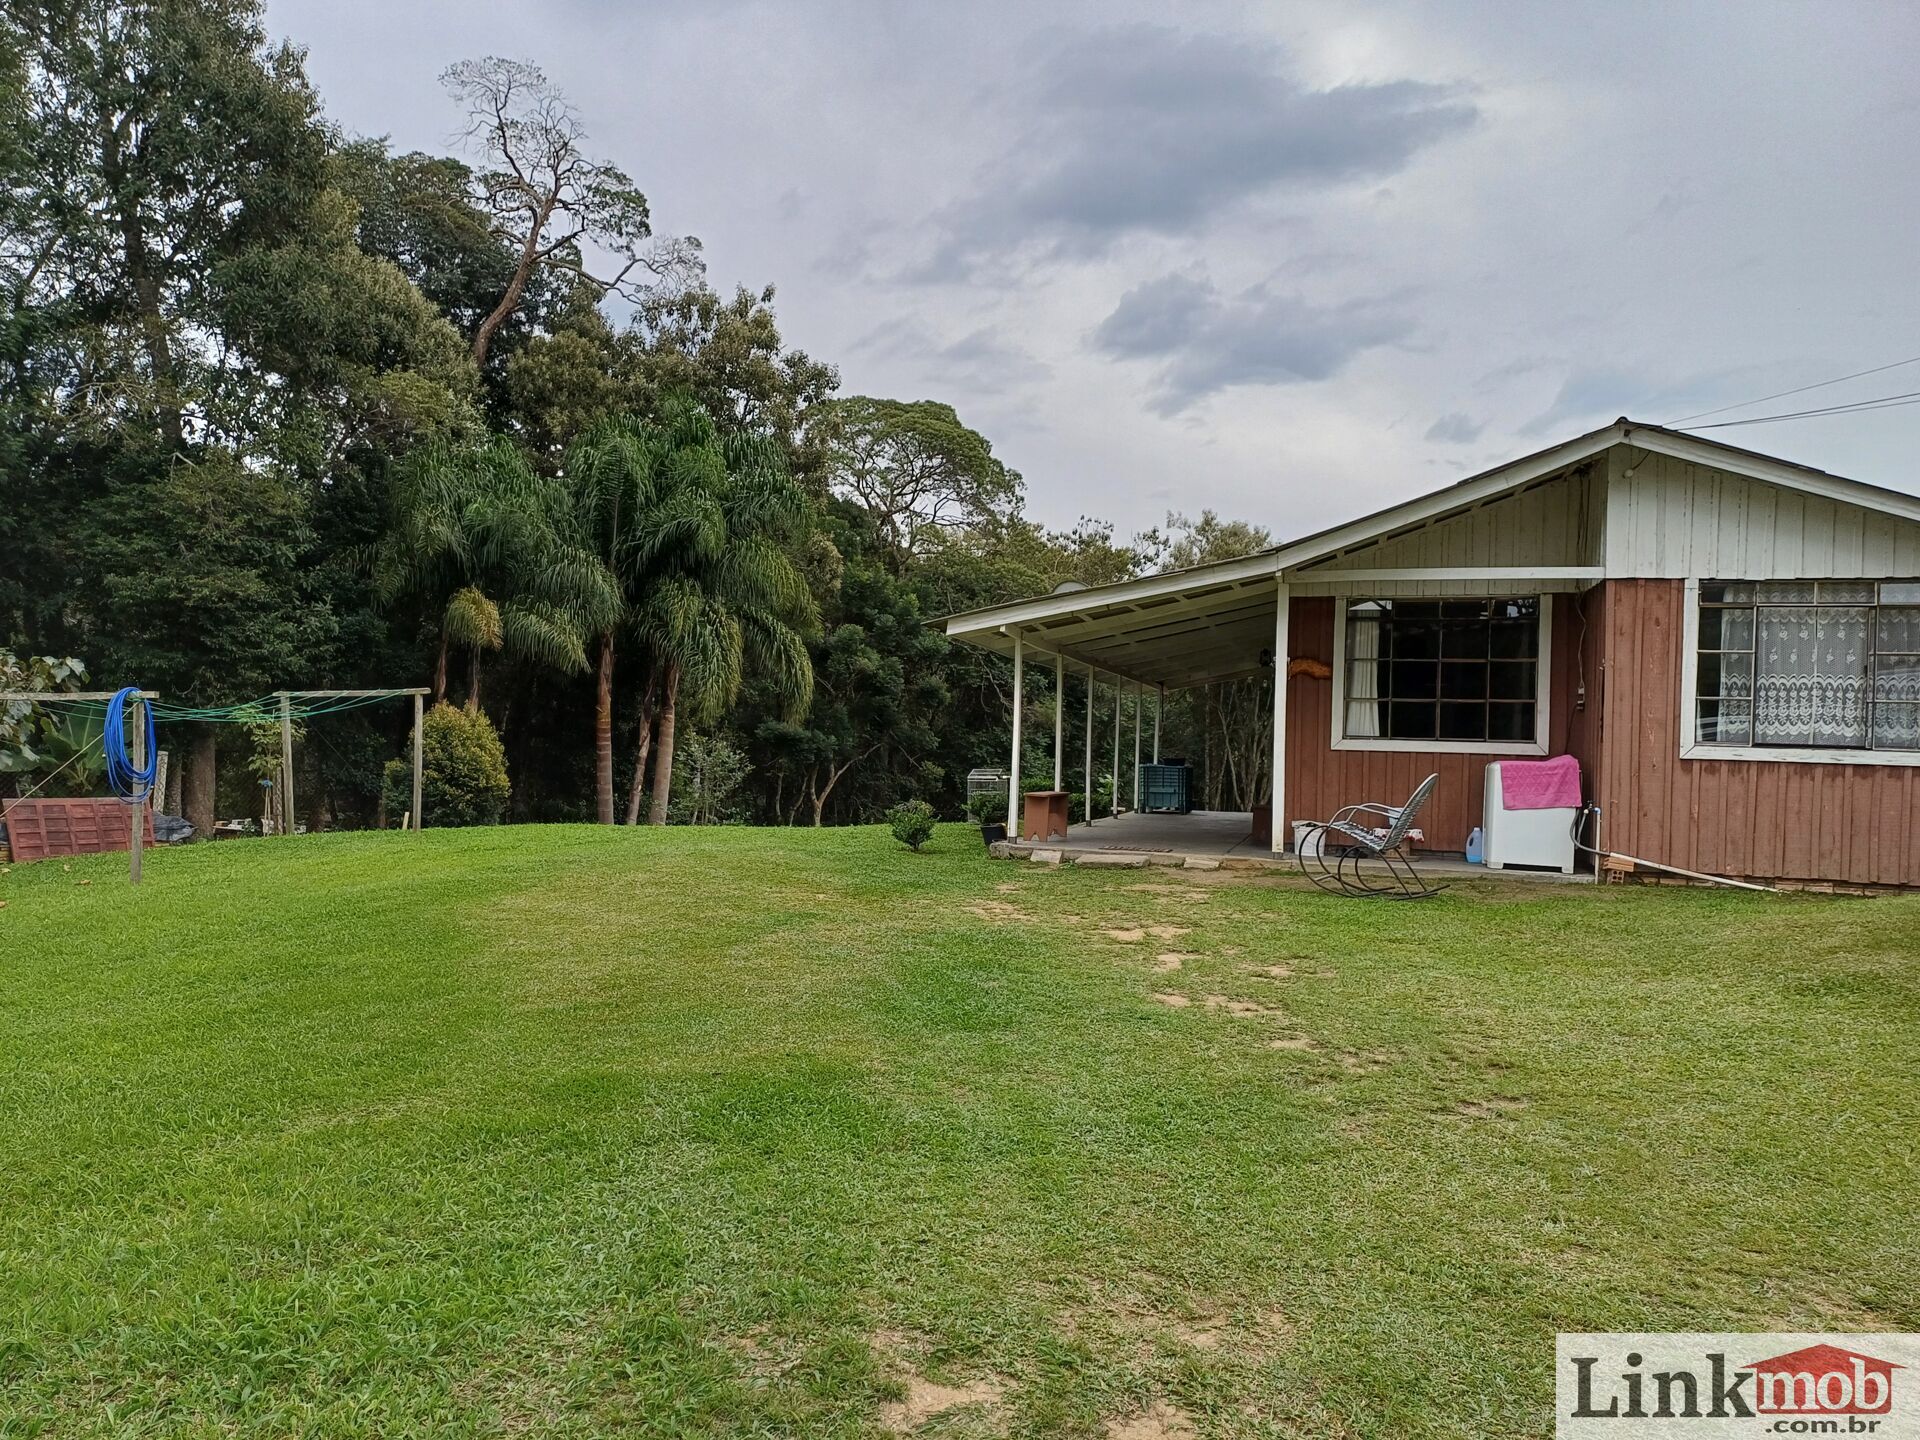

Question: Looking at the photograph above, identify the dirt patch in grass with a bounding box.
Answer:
[1120,884,1213,903]
[1337,1050,1393,1075]
[1268,1035,1320,1052]
[878,1373,1005,1433]
[1152,953,1193,973]
[1166,1314,1222,1349]
[1102,923,1192,943]
[1202,994,1282,1018]
[870,1330,1005,1434]
[719,1327,799,1383]
[1151,993,1192,1008]
[965,900,1037,924]
[1107,1399,1198,1438]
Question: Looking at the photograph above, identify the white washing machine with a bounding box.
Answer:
[1482,762,1577,873]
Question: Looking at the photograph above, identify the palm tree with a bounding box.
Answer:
[638,414,816,824]
[374,436,613,710]
[565,401,815,824]
[563,414,675,823]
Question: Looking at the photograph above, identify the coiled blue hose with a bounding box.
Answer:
[104,686,156,801]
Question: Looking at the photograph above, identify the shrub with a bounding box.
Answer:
[965,791,1002,826]
[667,732,750,825]
[383,703,510,827]
[886,799,937,852]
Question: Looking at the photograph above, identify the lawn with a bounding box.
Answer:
[1,826,1915,1438]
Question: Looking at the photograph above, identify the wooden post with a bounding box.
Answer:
[411,691,424,832]
[278,693,295,838]
[152,749,169,818]
[1083,664,1094,826]
[1271,582,1290,853]
[128,695,145,885]
[1007,630,1024,833]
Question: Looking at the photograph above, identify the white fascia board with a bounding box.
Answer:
[1295,566,1604,583]
[942,551,1280,636]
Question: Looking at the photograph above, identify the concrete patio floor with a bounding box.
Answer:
[1008,808,1593,882]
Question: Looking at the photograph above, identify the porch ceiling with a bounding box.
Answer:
[951,571,1280,690]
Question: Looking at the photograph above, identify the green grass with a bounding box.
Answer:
[1,826,1915,1438]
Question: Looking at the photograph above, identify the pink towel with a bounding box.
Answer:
[1498,755,1581,810]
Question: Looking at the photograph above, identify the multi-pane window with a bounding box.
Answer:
[1343,598,1540,743]
[1696,581,1920,750]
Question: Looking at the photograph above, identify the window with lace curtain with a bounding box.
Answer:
[1695,581,1920,751]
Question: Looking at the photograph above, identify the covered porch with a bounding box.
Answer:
[1002,807,1590,882]
[945,436,1615,865]
[1045,809,1272,861]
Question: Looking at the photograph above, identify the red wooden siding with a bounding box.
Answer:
[1595,579,1920,886]
[1283,595,1596,852]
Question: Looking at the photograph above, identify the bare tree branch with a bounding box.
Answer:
[440,57,704,368]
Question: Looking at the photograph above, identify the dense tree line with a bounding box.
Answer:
[0,0,1272,832]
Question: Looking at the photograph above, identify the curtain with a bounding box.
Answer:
[1875,605,1920,748]
[1753,605,1870,746]
[1346,607,1382,737]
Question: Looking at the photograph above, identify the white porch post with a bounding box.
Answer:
[1052,652,1064,790]
[1008,629,1024,833]
[1132,684,1142,811]
[1110,680,1121,818]
[1153,683,1163,762]
[1084,664,1094,825]
[1270,582,1290,853]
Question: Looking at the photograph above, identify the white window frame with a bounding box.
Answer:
[1330,594,1552,756]
[1677,576,1920,768]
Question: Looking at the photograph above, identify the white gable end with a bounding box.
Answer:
[1603,445,1920,579]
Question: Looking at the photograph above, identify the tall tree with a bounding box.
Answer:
[752,504,950,825]
[560,413,657,823]
[2,0,476,824]
[441,57,701,371]
[819,397,1022,567]
[373,435,611,709]
[635,283,839,493]
[620,404,816,825]
[70,452,333,835]
[562,398,822,825]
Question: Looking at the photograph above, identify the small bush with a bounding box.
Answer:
[667,731,750,825]
[886,799,937,852]
[383,703,510,827]
[964,791,1003,826]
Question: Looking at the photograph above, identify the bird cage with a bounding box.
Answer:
[966,767,1010,804]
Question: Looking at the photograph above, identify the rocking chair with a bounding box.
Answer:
[1296,773,1446,900]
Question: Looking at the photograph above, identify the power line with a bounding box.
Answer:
[1668,354,1920,425]
[1682,389,1920,430]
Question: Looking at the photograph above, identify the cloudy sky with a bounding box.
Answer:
[268,0,1920,537]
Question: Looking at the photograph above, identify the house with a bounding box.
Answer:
[944,418,1920,889]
